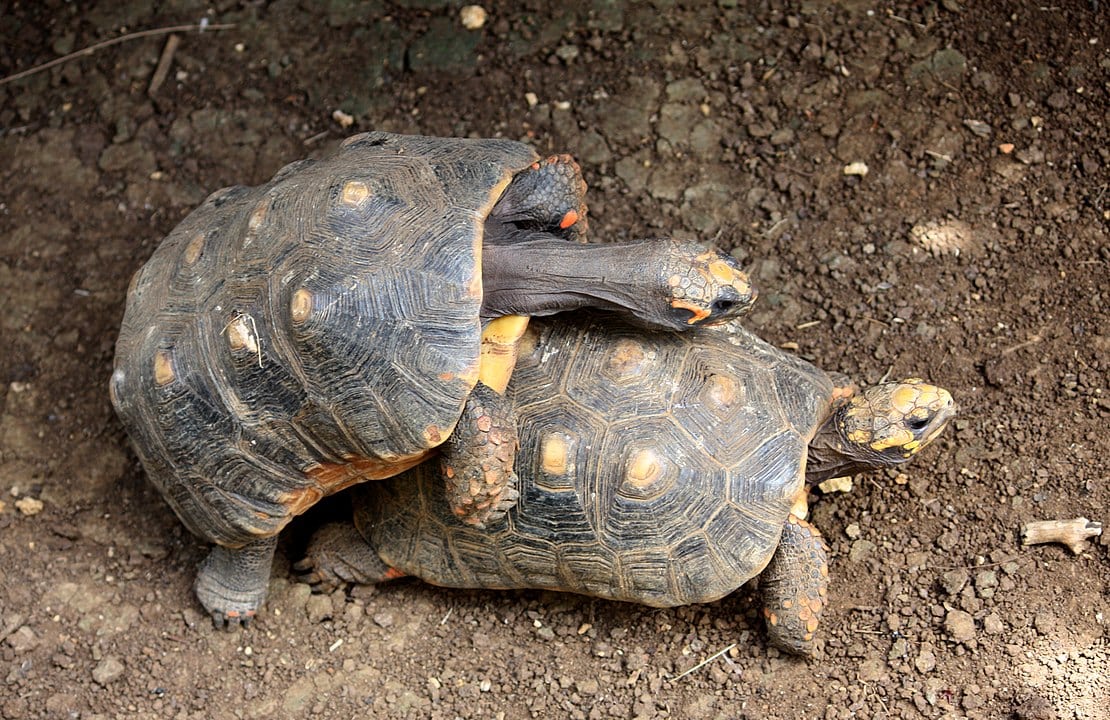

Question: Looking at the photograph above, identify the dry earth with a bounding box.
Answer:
[1,1,1107,718]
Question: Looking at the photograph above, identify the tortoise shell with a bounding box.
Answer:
[111,132,539,546]
[356,315,837,606]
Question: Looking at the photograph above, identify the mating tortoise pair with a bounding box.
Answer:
[112,132,955,653]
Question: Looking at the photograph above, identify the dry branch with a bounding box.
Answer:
[1021,517,1102,554]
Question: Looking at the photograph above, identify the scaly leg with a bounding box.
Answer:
[490,154,589,242]
[194,535,278,629]
[759,514,830,656]
[293,522,403,593]
[441,382,520,528]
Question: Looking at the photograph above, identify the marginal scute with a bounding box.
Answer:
[153,349,175,385]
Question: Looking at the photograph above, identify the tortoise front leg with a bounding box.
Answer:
[194,535,278,630]
[294,522,403,593]
[759,514,830,656]
[441,381,520,528]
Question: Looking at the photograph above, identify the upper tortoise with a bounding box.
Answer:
[110,132,755,626]
[298,316,957,655]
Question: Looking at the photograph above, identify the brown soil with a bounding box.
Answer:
[1,1,1107,718]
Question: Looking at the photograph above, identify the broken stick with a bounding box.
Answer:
[1021,517,1102,555]
[148,33,181,96]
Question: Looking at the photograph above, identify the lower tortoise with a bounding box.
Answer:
[111,132,755,627]
[298,315,956,655]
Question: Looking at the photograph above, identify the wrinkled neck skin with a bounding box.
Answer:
[481,235,675,327]
[804,411,884,485]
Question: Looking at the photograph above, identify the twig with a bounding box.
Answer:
[0,23,236,87]
[147,33,181,96]
[669,643,736,682]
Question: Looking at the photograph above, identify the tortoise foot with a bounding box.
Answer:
[294,521,398,592]
[194,537,277,630]
[442,382,520,529]
[490,153,589,242]
[759,514,829,656]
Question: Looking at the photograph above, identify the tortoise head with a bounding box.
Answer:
[651,243,757,330]
[807,379,957,483]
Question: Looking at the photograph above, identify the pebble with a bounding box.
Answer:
[844,523,861,540]
[1033,610,1056,635]
[460,5,487,30]
[848,539,875,562]
[944,609,976,642]
[92,655,125,685]
[941,569,968,595]
[5,625,37,653]
[14,497,44,516]
[983,613,1005,635]
[306,593,333,623]
[915,645,937,673]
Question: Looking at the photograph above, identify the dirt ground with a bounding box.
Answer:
[1,1,1107,718]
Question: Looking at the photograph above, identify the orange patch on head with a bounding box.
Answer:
[559,209,579,229]
[708,259,740,283]
[670,299,711,324]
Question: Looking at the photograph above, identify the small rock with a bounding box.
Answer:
[576,678,600,695]
[305,594,333,623]
[888,637,908,660]
[372,611,394,629]
[974,570,998,598]
[1013,694,1057,720]
[6,626,38,653]
[857,658,887,682]
[945,609,976,642]
[459,5,487,30]
[915,645,937,673]
[769,127,795,146]
[940,569,968,595]
[936,528,960,551]
[848,539,876,562]
[844,523,861,540]
[1033,610,1056,635]
[1045,91,1068,109]
[842,161,869,176]
[14,497,44,516]
[92,655,125,686]
[983,613,1005,635]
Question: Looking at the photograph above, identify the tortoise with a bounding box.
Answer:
[110,131,756,627]
[297,315,956,655]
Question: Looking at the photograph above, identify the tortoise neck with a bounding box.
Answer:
[805,411,874,485]
[480,236,666,321]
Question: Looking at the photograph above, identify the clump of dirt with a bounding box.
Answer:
[1,1,1106,718]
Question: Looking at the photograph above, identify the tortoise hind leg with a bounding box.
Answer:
[441,381,520,528]
[294,522,403,593]
[489,154,589,242]
[194,535,278,630]
[759,514,830,656]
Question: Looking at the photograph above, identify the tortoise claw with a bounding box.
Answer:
[208,608,255,631]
